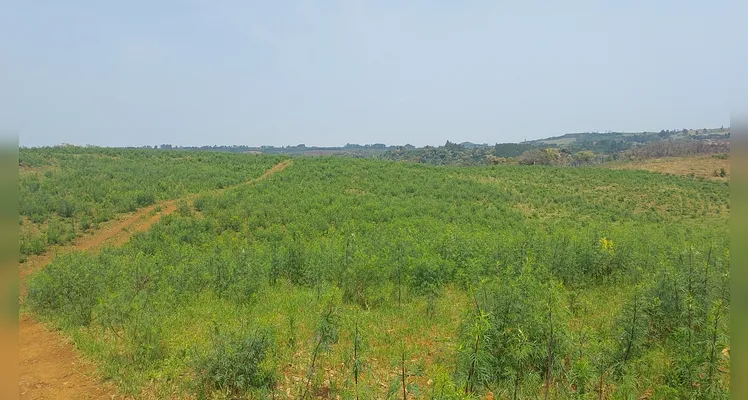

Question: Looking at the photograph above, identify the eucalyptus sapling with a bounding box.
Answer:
[395,242,405,307]
[511,329,529,400]
[464,295,489,395]
[302,299,339,399]
[401,348,407,400]
[622,291,639,366]
[706,299,725,384]
[287,314,297,350]
[592,323,612,400]
[544,289,554,400]
[353,318,363,400]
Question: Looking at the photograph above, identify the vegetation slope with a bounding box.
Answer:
[23,149,730,399]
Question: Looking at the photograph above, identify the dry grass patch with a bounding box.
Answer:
[607,155,730,181]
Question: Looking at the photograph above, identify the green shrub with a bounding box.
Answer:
[27,253,102,327]
[79,215,91,232]
[45,222,63,245]
[56,198,75,218]
[410,258,446,295]
[125,309,167,365]
[456,270,570,396]
[176,199,192,217]
[194,326,277,397]
[29,212,48,224]
[135,191,156,207]
[193,195,208,212]
[20,235,46,256]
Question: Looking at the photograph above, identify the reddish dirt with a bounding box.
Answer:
[18,160,292,400]
[108,200,178,248]
[18,314,120,400]
[258,159,292,179]
[214,158,292,195]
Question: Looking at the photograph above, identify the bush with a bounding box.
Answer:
[176,199,192,217]
[193,195,209,212]
[456,270,570,395]
[79,215,91,232]
[27,253,102,327]
[45,222,63,245]
[20,235,46,256]
[127,310,167,364]
[573,150,597,165]
[341,254,388,309]
[518,148,568,166]
[56,198,75,218]
[29,212,48,224]
[194,326,276,397]
[135,191,156,207]
[410,258,446,295]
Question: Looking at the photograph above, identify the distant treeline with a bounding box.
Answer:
[115,127,729,167]
[377,139,729,167]
[132,143,399,154]
[624,141,730,159]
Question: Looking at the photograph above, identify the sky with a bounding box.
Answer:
[1,1,737,148]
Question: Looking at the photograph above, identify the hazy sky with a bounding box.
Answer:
[1,1,734,147]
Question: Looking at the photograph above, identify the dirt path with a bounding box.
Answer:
[18,160,292,400]
[18,314,121,400]
[19,201,175,297]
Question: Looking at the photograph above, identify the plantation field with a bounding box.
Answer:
[21,149,730,399]
[606,154,730,182]
[19,147,285,260]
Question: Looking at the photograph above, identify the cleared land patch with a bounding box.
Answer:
[606,154,730,181]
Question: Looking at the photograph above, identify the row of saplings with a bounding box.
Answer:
[194,247,729,399]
